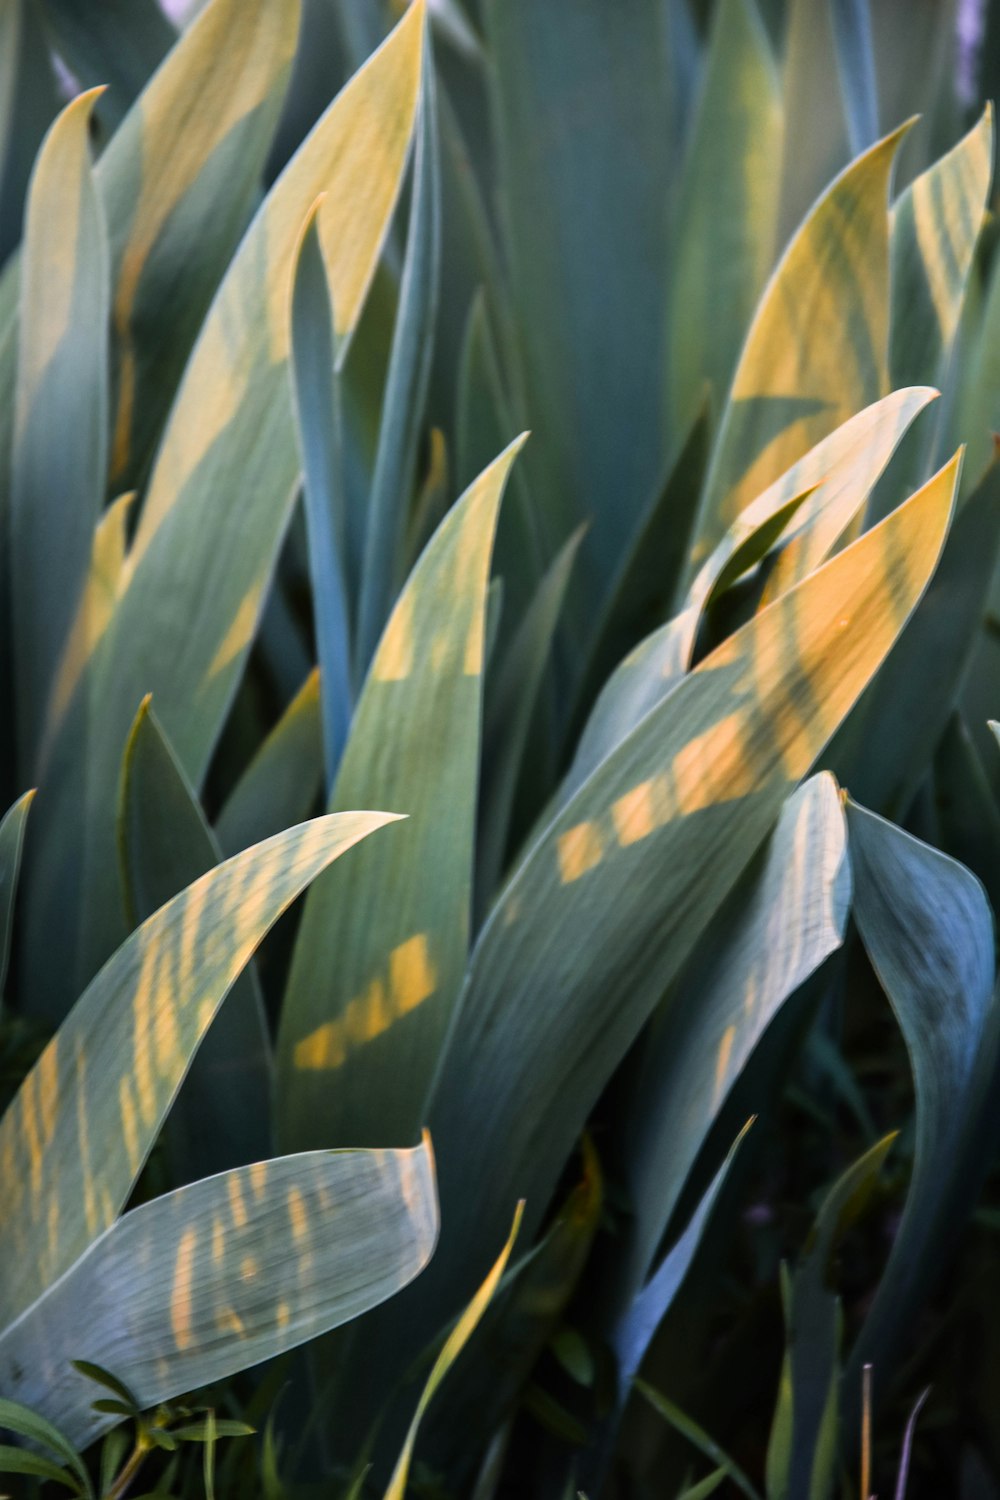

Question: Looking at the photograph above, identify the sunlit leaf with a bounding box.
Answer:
[278,437,525,1152]
[0,1139,438,1450]
[10,87,109,779]
[692,121,908,571]
[0,811,397,1328]
[118,697,272,1179]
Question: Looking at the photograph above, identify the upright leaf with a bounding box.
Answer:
[0,812,396,1329]
[691,123,907,570]
[889,106,992,395]
[118,699,272,1179]
[0,790,32,1002]
[11,89,109,779]
[845,800,1000,1382]
[38,0,175,129]
[668,0,782,440]
[356,454,958,1403]
[215,669,323,858]
[0,0,59,267]
[830,0,879,156]
[278,439,525,1151]
[0,1140,438,1450]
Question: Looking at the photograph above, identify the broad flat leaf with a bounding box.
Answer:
[383,1202,522,1500]
[477,526,583,918]
[616,775,850,1311]
[569,390,936,800]
[40,492,134,774]
[845,800,1000,1382]
[767,1136,895,1500]
[290,209,352,789]
[0,1139,438,1450]
[0,0,59,267]
[668,0,782,440]
[39,0,175,129]
[357,48,441,673]
[828,456,1000,815]
[889,106,992,395]
[484,0,671,640]
[24,0,426,1018]
[0,790,32,1001]
[691,122,907,571]
[10,88,109,779]
[0,811,396,1329]
[118,698,272,1179]
[387,455,959,1392]
[278,438,525,1151]
[830,0,879,155]
[215,668,322,857]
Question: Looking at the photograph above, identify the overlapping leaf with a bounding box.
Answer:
[0,1140,438,1449]
[0,812,396,1328]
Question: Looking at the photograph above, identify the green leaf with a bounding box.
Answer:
[767,1135,896,1500]
[215,668,323,858]
[0,0,60,267]
[406,454,957,1392]
[10,87,109,779]
[23,0,427,1019]
[635,1382,760,1500]
[569,389,936,801]
[933,715,1000,918]
[668,0,782,441]
[830,0,879,155]
[278,438,525,1152]
[290,206,352,790]
[0,1139,438,1450]
[357,44,441,674]
[828,456,1000,815]
[615,774,849,1316]
[692,121,909,572]
[118,697,272,1179]
[0,1443,84,1491]
[0,811,397,1329]
[0,790,33,1002]
[845,800,999,1383]
[477,525,583,917]
[889,106,993,395]
[774,0,850,256]
[0,1397,90,1494]
[38,0,175,129]
[484,0,672,640]
[676,1470,728,1500]
[383,1202,522,1500]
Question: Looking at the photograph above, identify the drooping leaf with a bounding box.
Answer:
[614,775,850,1313]
[845,799,1000,1382]
[0,789,33,1002]
[668,0,782,441]
[484,0,671,639]
[10,88,109,779]
[215,669,323,858]
[290,206,352,790]
[569,390,936,800]
[118,698,272,1179]
[691,122,908,571]
[357,44,441,675]
[23,0,427,1018]
[278,438,525,1152]
[0,811,397,1328]
[384,1202,522,1500]
[0,1139,439,1450]
[390,454,958,1393]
